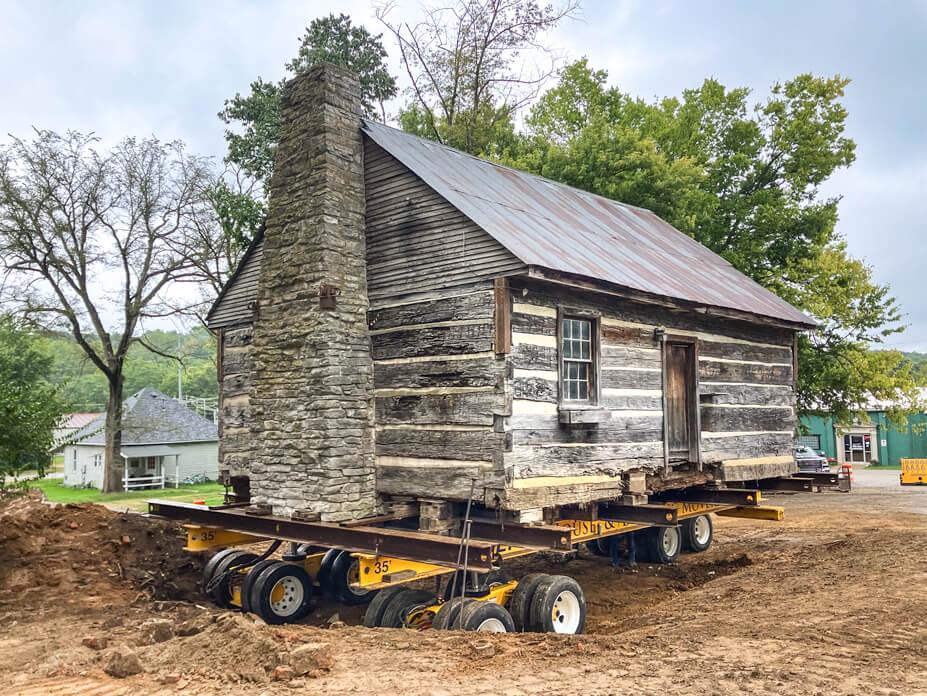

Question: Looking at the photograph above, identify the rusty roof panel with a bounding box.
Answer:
[362,120,814,327]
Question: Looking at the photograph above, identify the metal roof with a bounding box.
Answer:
[362,119,814,328]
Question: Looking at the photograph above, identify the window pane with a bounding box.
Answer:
[580,340,590,360]
[564,320,573,339]
[580,320,590,340]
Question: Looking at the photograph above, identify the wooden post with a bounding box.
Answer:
[659,330,670,474]
[792,332,799,388]
[215,328,224,384]
[494,277,511,355]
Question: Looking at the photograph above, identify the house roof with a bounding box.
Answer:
[72,387,217,446]
[361,119,814,328]
[59,413,103,430]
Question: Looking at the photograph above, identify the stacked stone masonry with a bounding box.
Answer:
[246,64,376,520]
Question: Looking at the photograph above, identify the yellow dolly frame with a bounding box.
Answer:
[147,475,845,633]
[901,458,927,485]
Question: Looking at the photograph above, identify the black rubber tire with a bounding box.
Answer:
[681,515,713,553]
[642,526,681,564]
[458,601,516,632]
[431,596,470,631]
[378,588,438,628]
[316,548,341,596]
[442,568,511,601]
[527,574,586,634]
[328,550,378,605]
[240,559,278,613]
[201,548,239,593]
[209,550,258,607]
[507,573,549,632]
[362,586,408,628]
[251,561,314,625]
[585,538,611,557]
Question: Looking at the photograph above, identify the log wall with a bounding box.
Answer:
[368,288,510,500]
[218,324,252,482]
[503,279,797,492]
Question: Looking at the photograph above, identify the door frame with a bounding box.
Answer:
[660,333,702,472]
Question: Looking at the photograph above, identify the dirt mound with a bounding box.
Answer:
[141,613,292,682]
[0,491,203,603]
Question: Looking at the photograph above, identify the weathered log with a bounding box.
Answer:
[375,391,504,426]
[374,356,503,390]
[700,433,794,463]
[699,383,794,407]
[699,340,793,364]
[376,428,503,460]
[506,442,664,479]
[700,405,796,432]
[601,368,662,390]
[510,343,557,371]
[698,359,793,385]
[367,291,493,331]
[371,322,494,360]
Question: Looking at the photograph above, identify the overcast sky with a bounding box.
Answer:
[2,1,925,349]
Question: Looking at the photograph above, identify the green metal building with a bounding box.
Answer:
[799,411,927,466]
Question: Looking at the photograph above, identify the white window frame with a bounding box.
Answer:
[558,312,600,406]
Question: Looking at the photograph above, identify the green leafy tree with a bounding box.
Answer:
[42,328,218,412]
[219,13,397,187]
[506,60,922,421]
[0,317,68,480]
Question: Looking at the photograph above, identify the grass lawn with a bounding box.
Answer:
[24,478,226,512]
[866,464,902,470]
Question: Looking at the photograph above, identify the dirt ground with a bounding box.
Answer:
[2,478,926,696]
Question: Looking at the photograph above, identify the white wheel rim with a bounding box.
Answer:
[551,591,581,634]
[693,516,711,545]
[270,576,304,617]
[662,527,680,557]
[476,617,507,632]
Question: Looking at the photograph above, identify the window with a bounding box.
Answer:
[797,434,821,451]
[92,454,102,468]
[71,449,77,472]
[561,317,595,402]
[843,434,872,463]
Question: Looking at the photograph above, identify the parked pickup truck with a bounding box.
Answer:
[795,446,831,473]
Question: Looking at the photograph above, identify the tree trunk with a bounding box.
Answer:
[102,375,124,493]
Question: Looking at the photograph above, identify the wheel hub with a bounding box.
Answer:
[694,516,710,544]
[475,617,507,632]
[270,576,304,617]
[662,528,679,556]
[550,591,581,634]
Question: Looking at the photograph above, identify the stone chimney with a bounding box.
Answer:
[247,63,376,521]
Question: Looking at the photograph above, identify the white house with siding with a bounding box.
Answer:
[63,387,218,489]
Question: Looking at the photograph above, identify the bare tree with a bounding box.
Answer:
[0,130,215,491]
[377,0,580,154]
[182,162,264,314]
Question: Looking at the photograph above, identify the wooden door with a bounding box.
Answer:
[665,342,694,460]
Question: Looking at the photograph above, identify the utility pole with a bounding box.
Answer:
[177,334,183,401]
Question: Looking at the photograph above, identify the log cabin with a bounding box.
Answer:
[206,64,814,524]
